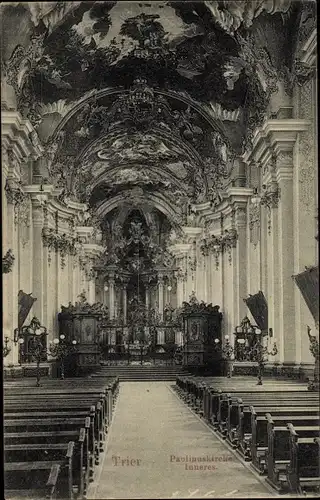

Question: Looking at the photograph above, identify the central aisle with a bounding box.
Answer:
[88,382,273,499]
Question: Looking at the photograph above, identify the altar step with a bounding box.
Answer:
[90,365,187,381]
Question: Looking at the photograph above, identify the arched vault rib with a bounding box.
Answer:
[112,205,160,233]
[95,191,184,231]
[80,128,206,196]
[49,88,226,144]
[79,126,205,170]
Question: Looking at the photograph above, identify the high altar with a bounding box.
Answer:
[94,210,180,353]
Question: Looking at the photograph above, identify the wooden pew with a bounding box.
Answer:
[4,387,111,460]
[4,463,61,500]
[4,434,87,496]
[4,391,108,441]
[4,442,74,500]
[205,386,317,429]
[240,405,319,461]
[231,395,319,446]
[4,416,95,481]
[4,403,101,464]
[286,423,320,494]
[250,410,319,474]
[4,401,104,456]
[266,415,319,492]
[4,387,113,430]
[4,425,90,496]
[3,376,120,498]
[220,392,318,441]
[175,375,319,494]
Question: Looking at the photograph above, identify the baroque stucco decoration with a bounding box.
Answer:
[2,1,315,253]
[42,78,235,215]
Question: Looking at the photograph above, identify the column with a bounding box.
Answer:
[158,274,164,320]
[42,206,49,329]
[67,253,73,304]
[88,275,96,304]
[234,205,248,324]
[145,284,150,310]
[294,82,317,365]
[32,202,44,322]
[109,274,115,320]
[276,154,295,364]
[122,282,128,324]
[270,202,280,361]
[72,255,79,303]
[3,179,19,365]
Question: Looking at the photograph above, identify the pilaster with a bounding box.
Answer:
[234,205,248,325]
[157,273,164,320]
[243,119,311,365]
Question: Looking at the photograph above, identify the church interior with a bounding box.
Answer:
[1,1,319,499]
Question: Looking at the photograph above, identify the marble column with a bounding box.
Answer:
[158,274,164,320]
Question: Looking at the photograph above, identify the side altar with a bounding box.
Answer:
[179,293,223,374]
[58,293,108,375]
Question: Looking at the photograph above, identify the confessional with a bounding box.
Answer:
[180,294,223,374]
[58,297,107,376]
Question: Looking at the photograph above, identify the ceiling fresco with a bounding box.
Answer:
[1,1,315,228]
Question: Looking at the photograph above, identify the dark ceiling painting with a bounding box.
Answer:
[2,1,315,229]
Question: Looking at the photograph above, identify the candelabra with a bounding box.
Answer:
[14,316,48,386]
[214,335,234,378]
[3,336,11,358]
[48,334,78,379]
[248,331,278,385]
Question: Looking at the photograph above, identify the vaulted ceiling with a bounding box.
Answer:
[1,1,315,228]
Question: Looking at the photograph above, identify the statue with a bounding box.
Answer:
[307,325,319,360]
[307,325,319,391]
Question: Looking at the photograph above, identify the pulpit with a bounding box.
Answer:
[58,294,108,376]
[179,293,223,374]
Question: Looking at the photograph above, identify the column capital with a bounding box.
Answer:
[1,110,44,161]
[243,119,311,167]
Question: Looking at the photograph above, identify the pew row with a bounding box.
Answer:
[175,375,320,494]
[4,376,119,498]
